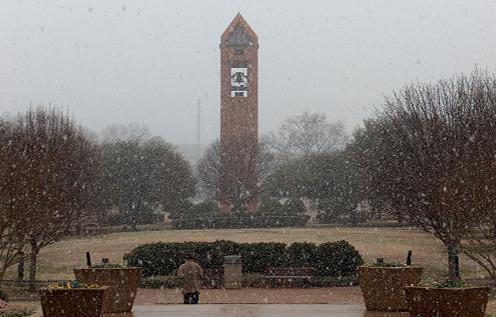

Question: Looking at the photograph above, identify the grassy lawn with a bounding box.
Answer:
[22,227,488,281]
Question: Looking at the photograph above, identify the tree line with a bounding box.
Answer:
[198,69,496,283]
[0,108,195,289]
[2,69,496,286]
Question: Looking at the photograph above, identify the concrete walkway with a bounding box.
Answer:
[135,287,364,304]
[104,305,409,317]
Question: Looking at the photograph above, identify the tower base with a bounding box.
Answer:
[219,201,232,213]
[218,198,258,213]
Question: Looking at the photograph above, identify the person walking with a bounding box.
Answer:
[177,254,204,304]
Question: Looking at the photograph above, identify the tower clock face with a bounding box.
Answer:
[231,67,248,97]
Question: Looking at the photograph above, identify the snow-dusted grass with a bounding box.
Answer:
[29,227,486,281]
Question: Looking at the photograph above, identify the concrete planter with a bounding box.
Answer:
[74,267,142,313]
[39,286,109,317]
[405,286,490,317]
[358,266,423,311]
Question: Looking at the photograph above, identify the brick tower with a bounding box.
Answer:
[219,14,259,213]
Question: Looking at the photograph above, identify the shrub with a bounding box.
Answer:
[286,242,318,267]
[257,198,309,227]
[103,212,164,226]
[125,240,241,277]
[239,242,287,273]
[124,242,181,276]
[170,201,218,229]
[314,240,364,276]
[125,240,363,278]
[257,199,284,214]
[187,240,241,270]
[170,199,309,229]
[190,201,219,214]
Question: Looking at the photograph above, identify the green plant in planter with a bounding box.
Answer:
[40,283,108,317]
[420,279,467,288]
[358,259,423,311]
[405,280,490,317]
[48,280,100,289]
[74,264,142,313]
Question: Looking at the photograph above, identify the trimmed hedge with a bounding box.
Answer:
[239,242,287,273]
[286,242,318,267]
[314,240,364,276]
[124,240,240,276]
[124,239,363,278]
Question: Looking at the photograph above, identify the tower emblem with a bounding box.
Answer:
[231,68,248,97]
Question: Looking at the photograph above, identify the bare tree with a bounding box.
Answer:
[5,107,99,290]
[0,118,30,281]
[463,213,496,282]
[361,70,496,281]
[270,111,348,162]
[197,136,276,203]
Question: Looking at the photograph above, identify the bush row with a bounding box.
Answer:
[103,212,164,226]
[170,199,309,229]
[124,240,363,277]
[171,212,309,229]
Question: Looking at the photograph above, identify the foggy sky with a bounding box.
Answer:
[1,0,495,145]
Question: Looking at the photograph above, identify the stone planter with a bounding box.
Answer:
[358,266,423,311]
[39,286,109,317]
[74,267,142,313]
[405,286,490,317]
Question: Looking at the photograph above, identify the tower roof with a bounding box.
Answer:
[221,13,258,47]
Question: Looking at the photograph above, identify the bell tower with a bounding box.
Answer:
[219,14,259,213]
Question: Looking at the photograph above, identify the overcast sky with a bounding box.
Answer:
[1,0,495,145]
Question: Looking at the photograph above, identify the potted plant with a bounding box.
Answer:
[358,259,423,311]
[74,261,142,313]
[39,280,109,317]
[405,280,490,317]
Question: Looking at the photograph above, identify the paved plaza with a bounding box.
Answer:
[30,287,496,316]
[134,287,365,305]
[104,305,409,317]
